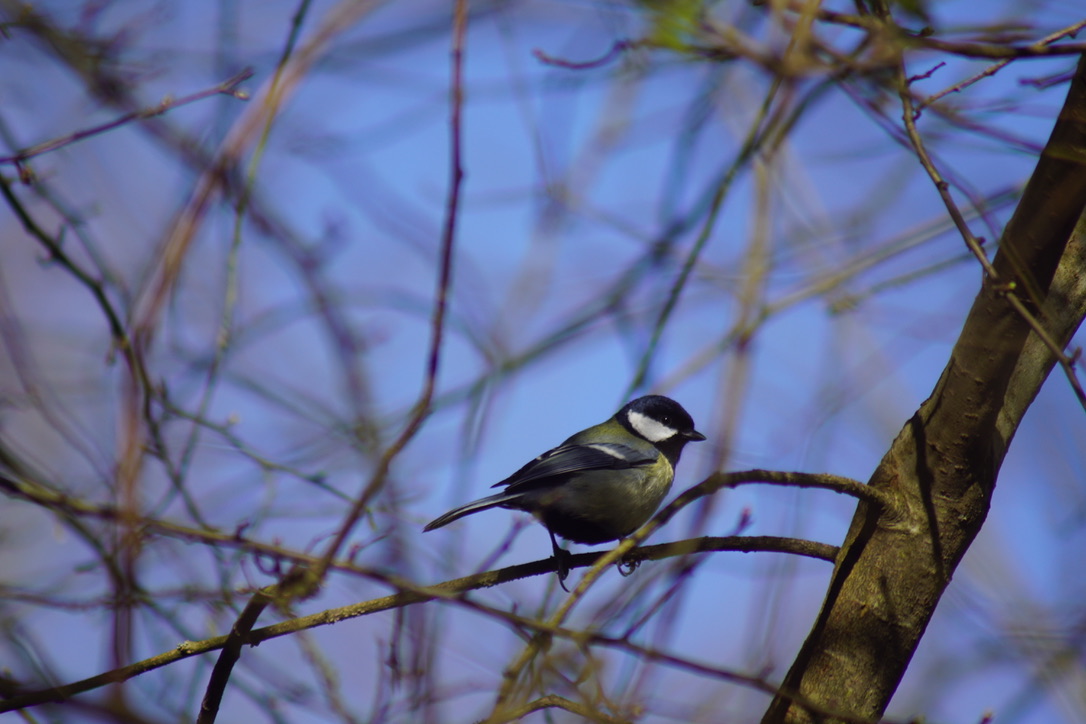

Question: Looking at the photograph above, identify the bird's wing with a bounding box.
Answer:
[492,442,654,493]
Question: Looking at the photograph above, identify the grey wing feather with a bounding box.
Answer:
[424,443,655,533]
[493,442,653,493]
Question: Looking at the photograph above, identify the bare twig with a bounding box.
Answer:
[913,36,1086,60]
[916,20,1086,113]
[533,40,633,70]
[0,69,252,167]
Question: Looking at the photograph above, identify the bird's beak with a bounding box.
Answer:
[686,430,707,441]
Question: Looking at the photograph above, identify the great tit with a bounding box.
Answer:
[424,395,706,584]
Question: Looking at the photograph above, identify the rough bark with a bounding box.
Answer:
[763,55,1086,724]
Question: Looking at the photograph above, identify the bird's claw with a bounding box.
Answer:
[617,554,640,577]
[554,548,572,591]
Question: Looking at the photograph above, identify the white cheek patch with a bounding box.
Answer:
[627,410,678,443]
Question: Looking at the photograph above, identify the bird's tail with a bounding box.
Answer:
[423,492,519,532]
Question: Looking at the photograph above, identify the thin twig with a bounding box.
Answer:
[916,20,1086,113]
[532,40,633,70]
[0,69,252,166]
[913,36,1086,60]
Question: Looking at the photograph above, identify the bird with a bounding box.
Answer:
[424,395,706,585]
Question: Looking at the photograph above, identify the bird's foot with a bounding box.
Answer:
[553,548,572,591]
[616,554,641,577]
[549,531,573,591]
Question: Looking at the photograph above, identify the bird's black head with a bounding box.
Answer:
[619,395,706,463]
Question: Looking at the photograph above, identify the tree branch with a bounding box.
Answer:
[0,533,834,714]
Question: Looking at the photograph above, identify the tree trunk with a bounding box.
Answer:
[763,55,1086,724]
